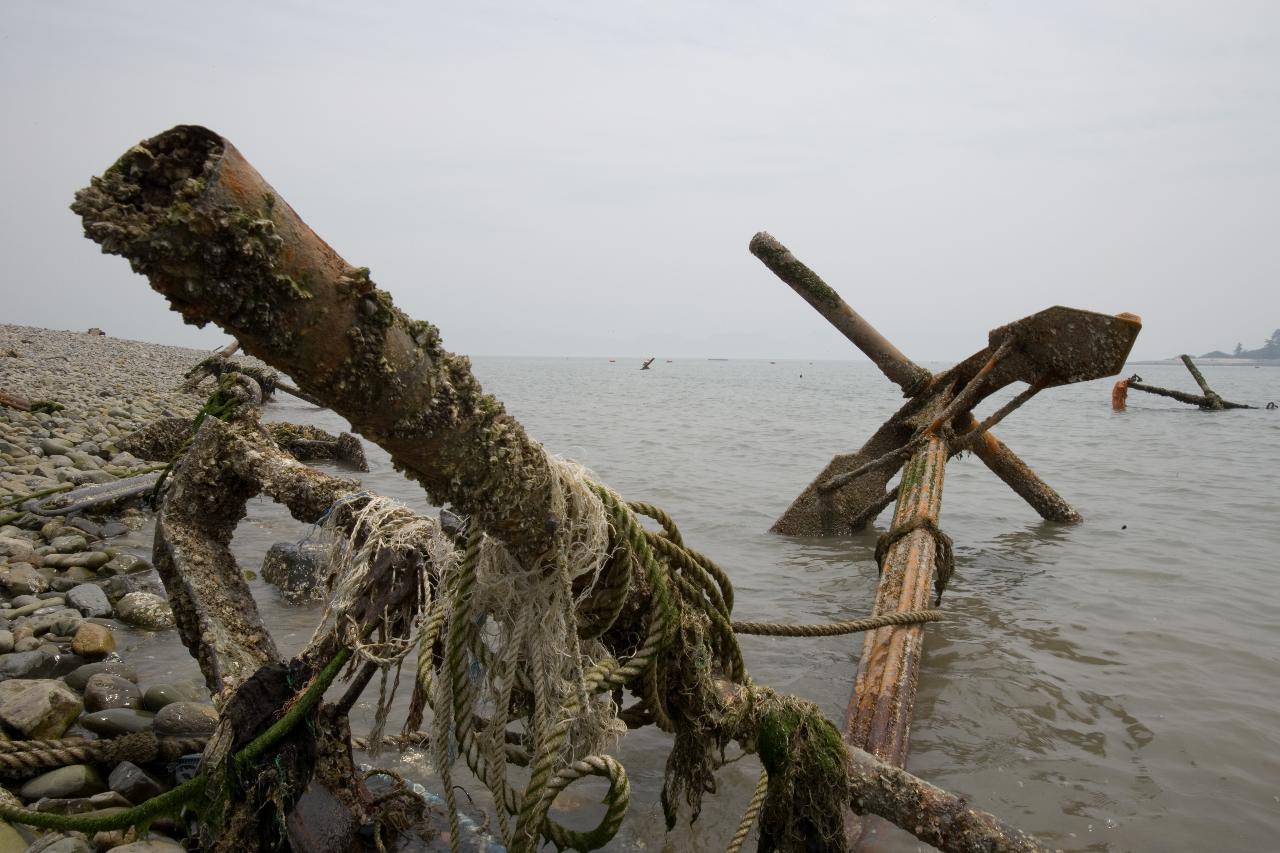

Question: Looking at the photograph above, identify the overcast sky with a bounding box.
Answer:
[2,2,1277,360]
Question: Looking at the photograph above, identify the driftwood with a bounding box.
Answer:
[1117,355,1253,411]
[0,390,31,412]
[751,233,1092,533]
[74,124,1062,852]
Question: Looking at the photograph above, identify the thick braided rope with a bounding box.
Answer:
[875,516,955,605]
[435,529,481,853]
[0,733,206,776]
[726,770,769,853]
[507,486,681,852]
[403,598,445,736]
[732,609,943,637]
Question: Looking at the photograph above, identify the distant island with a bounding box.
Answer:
[1199,329,1280,360]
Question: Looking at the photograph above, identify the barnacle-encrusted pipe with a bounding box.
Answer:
[73,125,563,566]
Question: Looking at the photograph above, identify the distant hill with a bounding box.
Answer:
[1201,329,1280,360]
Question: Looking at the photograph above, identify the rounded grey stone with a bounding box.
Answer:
[80,707,155,736]
[83,673,142,712]
[152,701,218,737]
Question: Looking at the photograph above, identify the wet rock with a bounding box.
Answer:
[141,682,204,712]
[42,552,110,570]
[63,660,138,691]
[99,574,148,602]
[83,673,141,711]
[114,592,173,630]
[97,553,149,576]
[29,609,82,637]
[0,563,47,595]
[39,438,74,457]
[70,622,115,658]
[13,636,42,653]
[50,653,88,677]
[153,701,217,737]
[24,834,93,853]
[0,679,82,738]
[66,584,111,618]
[98,521,128,538]
[49,535,88,554]
[31,790,131,814]
[19,765,105,801]
[261,542,327,602]
[286,780,361,853]
[0,650,56,680]
[108,760,167,804]
[65,517,100,538]
[87,790,132,810]
[80,708,155,736]
[0,680,46,710]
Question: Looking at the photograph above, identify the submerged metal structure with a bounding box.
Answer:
[749,233,1141,844]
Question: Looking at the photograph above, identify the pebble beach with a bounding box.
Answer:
[0,324,239,853]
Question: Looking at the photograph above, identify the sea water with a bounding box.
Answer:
[124,358,1280,852]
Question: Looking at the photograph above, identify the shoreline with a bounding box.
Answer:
[0,324,243,852]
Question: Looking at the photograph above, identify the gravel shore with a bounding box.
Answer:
[0,324,236,852]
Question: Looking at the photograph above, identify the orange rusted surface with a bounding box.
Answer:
[1112,379,1129,411]
[844,434,948,847]
[845,433,948,764]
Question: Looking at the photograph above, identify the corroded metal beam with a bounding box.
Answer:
[73,125,565,568]
[845,436,947,754]
[749,232,932,396]
[844,431,948,845]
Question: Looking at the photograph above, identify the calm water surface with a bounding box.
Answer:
[121,358,1280,852]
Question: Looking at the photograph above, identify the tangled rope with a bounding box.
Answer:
[875,516,955,605]
[399,450,957,853]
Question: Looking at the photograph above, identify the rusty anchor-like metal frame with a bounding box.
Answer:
[749,232,1142,846]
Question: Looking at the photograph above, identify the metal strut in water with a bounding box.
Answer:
[1114,354,1255,411]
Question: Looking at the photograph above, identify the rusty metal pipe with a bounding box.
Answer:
[73,125,568,567]
[1128,379,1253,411]
[1180,354,1219,400]
[749,232,933,396]
[845,432,949,844]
